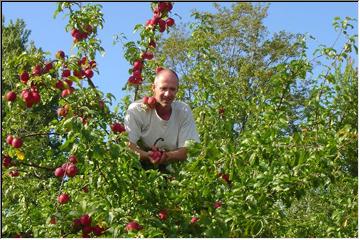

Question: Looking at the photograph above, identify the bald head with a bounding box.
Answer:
[154,68,179,86]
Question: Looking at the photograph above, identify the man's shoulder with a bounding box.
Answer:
[173,101,193,114]
[128,100,144,112]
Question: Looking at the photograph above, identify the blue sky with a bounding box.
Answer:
[2,2,358,106]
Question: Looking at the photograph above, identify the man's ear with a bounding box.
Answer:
[151,83,155,93]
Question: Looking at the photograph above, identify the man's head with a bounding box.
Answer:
[152,69,179,108]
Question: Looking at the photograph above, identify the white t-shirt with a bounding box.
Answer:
[124,100,200,151]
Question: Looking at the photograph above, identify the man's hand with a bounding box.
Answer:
[148,145,165,164]
[148,149,163,164]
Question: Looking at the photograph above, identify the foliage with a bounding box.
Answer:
[1,2,358,238]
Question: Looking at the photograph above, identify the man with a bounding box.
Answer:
[124,69,200,171]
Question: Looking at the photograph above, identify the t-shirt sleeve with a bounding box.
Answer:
[124,104,143,144]
[178,105,200,148]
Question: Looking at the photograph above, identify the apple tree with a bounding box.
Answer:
[2,2,358,238]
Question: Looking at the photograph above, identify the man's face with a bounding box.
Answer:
[152,71,178,108]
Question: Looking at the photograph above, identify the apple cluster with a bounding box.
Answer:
[6,135,23,149]
[54,155,79,206]
[54,155,79,179]
[72,214,105,237]
[149,149,163,163]
[54,51,96,98]
[110,122,126,134]
[145,2,174,32]
[2,155,12,168]
[71,24,93,43]
[127,2,175,86]
[21,87,41,108]
[3,155,19,178]
[142,96,157,109]
[5,49,98,112]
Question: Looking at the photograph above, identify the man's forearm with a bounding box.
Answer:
[165,147,187,163]
[128,142,188,164]
[128,142,149,161]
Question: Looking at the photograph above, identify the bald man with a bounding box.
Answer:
[124,69,200,172]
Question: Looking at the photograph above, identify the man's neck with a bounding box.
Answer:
[156,104,172,120]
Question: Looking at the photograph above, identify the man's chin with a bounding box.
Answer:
[159,101,172,107]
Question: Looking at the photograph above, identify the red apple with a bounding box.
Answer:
[50,216,57,224]
[44,62,53,73]
[55,80,65,90]
[64,79,73,88]
[191,217,199,223]
[150,15,160,26]
[73,69,83,79]
[61,162,70,171]
[73,218,82,231]
[220,173,230,184]
[5,91,17,102]
[84,69,93,78]
[89,60,97,68]
[82,225,92,234]
[158,19,166,32]
[9,169,20,177]
[133,60,143,70]
[54,167,65,177]
[69,155,77,164]
[82,186,89,193]
[56,50,65,60]
[6,135,14,145]
[98,100,105,109]
[158,210,167,220]
[20,71,29,83]
[111,122,125,133]
[156,67,164,74]
[125,221,142,231]
[133,70,142,79]
[149,39,156,48]
[85,24,93,34]
[141,51,154,60]
[57,107,67,117]
[92,225,104,236]
[214,201,222,209]
[32,65,42,76]
[158,2,168,12]
[80,214,91,226]
[62,69,71,78]
[166,2,173,11]
[2,155,12,168]
[57,193,70,204]
[61,89,72,98]
[31,91,41,104]
[166,18,175,27]
[149,150,162,163]
[147,97,156,108]
[71,28,79,37]
[219,108,225,116]
[11,137,23,148]
[66,163,78,177]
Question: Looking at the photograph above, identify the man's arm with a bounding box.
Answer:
[128,142,188,164]
[127,142,149,161]
[159,147,187,164]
